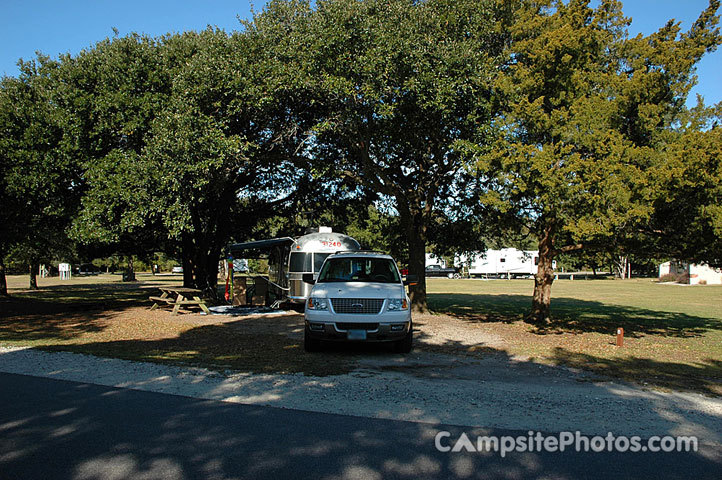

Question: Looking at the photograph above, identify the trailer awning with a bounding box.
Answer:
[227,237,294,257]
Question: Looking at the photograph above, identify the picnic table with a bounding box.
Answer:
[149,287,211,315]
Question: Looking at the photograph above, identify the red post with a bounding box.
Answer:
[225,259,233,302]
[616,327,624,347]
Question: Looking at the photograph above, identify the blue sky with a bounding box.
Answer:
[1,0,720,105]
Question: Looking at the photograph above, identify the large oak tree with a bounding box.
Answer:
[261,0,501,311]
[65,27,312,297]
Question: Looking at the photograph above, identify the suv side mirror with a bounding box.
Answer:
[404,274,418,286]
[302,273,316,285]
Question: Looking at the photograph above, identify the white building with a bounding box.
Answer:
[659,261,722,285]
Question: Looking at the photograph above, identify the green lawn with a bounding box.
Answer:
[429,277,721,319]
[427,278,722,395]
[428,277,722,335]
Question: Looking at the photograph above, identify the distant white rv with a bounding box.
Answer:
[425,253,446,268]
[456,248,555,278]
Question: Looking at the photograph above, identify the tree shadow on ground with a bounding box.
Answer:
[39,315,495,377]
[549,347,722,397]
[428,293,722,338]
[9,311,722,395]
[428,293,527,323]
[0,282,167,342]
[2,371,719,480]
[42,318,354,376]
[2,282,156,312]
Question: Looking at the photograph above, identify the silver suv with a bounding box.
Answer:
[303,252,414,353]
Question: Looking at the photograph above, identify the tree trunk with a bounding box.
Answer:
[29,262,39,290]
[407,234,427,313]
[181,229,222,301]
[123,256,136,282]
[528,225,555,324]
[193,242,220,302]
[614,255,628,279]
[400,209,428,313]
[182,233,195,288]
[182,256,194,288]
[0,258,8,296]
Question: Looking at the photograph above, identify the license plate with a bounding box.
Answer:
[347,329,367,341]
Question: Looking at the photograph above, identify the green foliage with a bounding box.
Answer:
[257,0,503,309]
[0,57,78,280]
[646,102,722,266]
[345,204,405,256]
[56,26,316,293]
[471,0,721,321]
[481,0,719,246]
[63,33,177,246]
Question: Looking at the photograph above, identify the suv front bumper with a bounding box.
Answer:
[305,309,411,342]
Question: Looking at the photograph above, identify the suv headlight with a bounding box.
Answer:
[387,298,408,311]
[307,297,328,310]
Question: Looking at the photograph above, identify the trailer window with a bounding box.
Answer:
[289,252,312,272]
[314,253,331,273]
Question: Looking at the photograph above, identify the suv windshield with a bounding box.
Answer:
[317,257,400,283]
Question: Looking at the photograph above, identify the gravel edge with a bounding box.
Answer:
[1,345,721,448]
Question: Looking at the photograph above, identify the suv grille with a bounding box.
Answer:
[335,322,379,331]
[330,298,384,314]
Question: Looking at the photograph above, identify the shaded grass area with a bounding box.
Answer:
[427,278,722,395]
[41,323,357,377]
[0,275,182,343]
[1,275,721,394]
[0,275,358,376]
[1,304,357,377]
[550,348,722,396]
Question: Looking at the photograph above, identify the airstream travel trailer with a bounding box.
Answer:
[227,228,361,305]
[286,230,361,303]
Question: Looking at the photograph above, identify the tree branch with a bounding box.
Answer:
[557,243,584,254]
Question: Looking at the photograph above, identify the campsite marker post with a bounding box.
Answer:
[225,256,234,302]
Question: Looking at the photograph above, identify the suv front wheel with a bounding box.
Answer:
[304,328,322,352]
[394,324,413,353]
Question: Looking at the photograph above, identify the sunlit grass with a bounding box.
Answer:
[426,277,722,395]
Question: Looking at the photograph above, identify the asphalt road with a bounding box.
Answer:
[0,372,719,479]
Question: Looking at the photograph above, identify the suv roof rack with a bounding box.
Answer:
[333,250,389,255]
